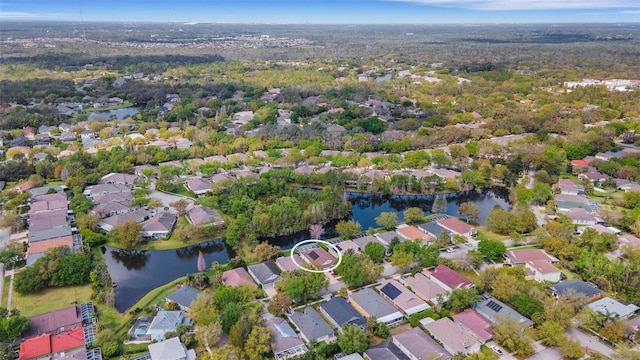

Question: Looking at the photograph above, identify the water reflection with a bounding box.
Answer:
[109,249,150,271]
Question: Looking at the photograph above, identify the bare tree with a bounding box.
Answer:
[309,224,325,240]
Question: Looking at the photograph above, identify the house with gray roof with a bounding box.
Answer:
[184,178,212,197]
[99,209,151,232]
[28,185,65,197]
[186,206,225,226]
[318,296,367,330]
[288,306,335,344]
[549,280,601,301]
[418,221,450,238]
[165,286,202,311]
[148,311,191,342]
[392,327,451,360]
[28,226,73,243]
[474,296,534,327]
[349,288,404,326]
[100,172,139,185]
[83,183,132,198]
[588,297,640,319]
[265,316,308,360]
[375,231,400,246]
[148,336,195,360]
[353,235,386,251]
[247,261,281,289]
[141,212,177,239]
[363,341,409,360]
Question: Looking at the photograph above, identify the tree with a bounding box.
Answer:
[110,220,143,248]
[190,293,218,326]
[403,207,424,224]
[447,288,480,312]
[338,324,369,354]
[536,321,565,346]
[364,242,386,263]
[244,325,272,360]
[390,249,414,269]
[337,253,383,288]
[197,251,206,272]
[267,293,291,317]
[275,270,329,303]
[170,199,190,215]
[336,220,362,240]
[77,213,101,231]
[434,230,452,248]
[493,317,534,357]
[50,253,92,286]
[254,242,282,261]
[458,202,479,224]
[221,303,244,334]
[309,224,325,240]
[375,212,399,230]
[477,238,506,261]
[0,309,29,341]
[490,272,523,302]
[558,337,584,360]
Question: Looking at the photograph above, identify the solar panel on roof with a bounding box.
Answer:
[380,283,402,300]
[275,321,298,338]
[486,300,503,312]
[308,251,320,260]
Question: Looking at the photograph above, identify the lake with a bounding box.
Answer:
[88,107,140,122]
[106,187,510,312]
[104,239,232,312]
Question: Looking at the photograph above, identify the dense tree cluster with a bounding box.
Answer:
[14,247,91,294]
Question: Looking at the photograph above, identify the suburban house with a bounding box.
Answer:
[375,231,400,246]
[83,183,132,198]
[401,272,449,304]
[26,235,74,265]
[549,280,601,301]
[19,327,89,360]
[186,206,225,226]
[147,336,195,360]
[363,341,410,360]
[353,235,387,251]
[185,178,212,197]
[578,169,608,184]
[247,261,281,289]
[165,286,202,311]
[452,309,494,343]
[26,305,84,337]
[318,296,367,330]
[504,249,561,283]
[288,307,335,344]
[392,327,451,360]
[377,280,430,316]
[300,247,335,269]
[221,267,257,288]
[141,212,177,239]
[474,296,534,327]
[429,264,474,292]
[423,317,482,356]
[100,172,139,185]
[618,233,640,249]
[330,240,361,257]
[275,255,306,272]
[349,288,404,326]
[561,208,598,226]
[437,217,477,237]
[147,311,192,342]
[418,221,450,238]
[588,297,640,319]
[395,225,432,243]
[98,209,151,232]
[553,179,582,195]
[555,194,594,212]
[265,316,308,360]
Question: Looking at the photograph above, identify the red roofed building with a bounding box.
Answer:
[571,159,590,168]
[437,218,477,237]
[505,249,561,283]
[429,265,474,292]
[396,225,432,243]
[20,327,85,360]
[301,247,335,269]
[452,309,494,343]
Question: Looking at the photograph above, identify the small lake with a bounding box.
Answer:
[88,107,140,122]
[106,187,509,312]
[104,239,232,312]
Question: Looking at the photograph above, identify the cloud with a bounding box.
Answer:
[384,0,640,10]
[0,11,36,17]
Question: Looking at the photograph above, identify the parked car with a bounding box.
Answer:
[491,345,503,356]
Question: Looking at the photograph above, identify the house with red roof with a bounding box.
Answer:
[396,225,432,243]
[429,264,474,292]
[571,159,590,168]
[221,267,257,288]
[19,327,86,360]
[437,217,477,237]
[301,247,335,269]
[452,309,494,343]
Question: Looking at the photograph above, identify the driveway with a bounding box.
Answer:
[566,328,618,358]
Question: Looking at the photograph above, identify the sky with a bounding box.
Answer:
[0,0,639,24]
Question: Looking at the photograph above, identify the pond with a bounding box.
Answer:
[88,107,140,122]
[106,187,510,312]
[104,239,232,312]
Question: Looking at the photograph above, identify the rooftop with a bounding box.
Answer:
[393,327,450,360]
[27,304,83,337]
[430,264,474,290]
[319,296,367,329]
[165,286,202,308]
[221,267,257,288]
[452,309,494,343]
[247,261,281,286]
[437,217,475,234]
[377,280,429,315]
[424,317,481,355]
[402,272,448,302]
[288,306,334,342]
[349,288,401,319]
[549,279,601,298]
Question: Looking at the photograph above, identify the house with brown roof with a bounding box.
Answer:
[401,272,449,304]
[300,247,335,269]
[141,212,177,239]
[221,267,257,288]
[429,264,474,292]
[395,225,432,243]
[275,255,306,272]
[561,207,597,225]
[553,179,582,196]
[377,280,430,316]
[437,217,477,237]
[26,305,84,337]
[618,233,640,248]
[391,327,451,360]
[99,172,139,185]
[186,206,225,226]
[423,317,482,356]
[452,309,494,343]
[353,235,387,251]
[185,178,212,197]
[504,249,561,283]
[329,240,360,257]
[26,236,73,263]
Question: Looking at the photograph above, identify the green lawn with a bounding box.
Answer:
[82,101,133,113]
[1,276,9,308]
[12,284,93,317]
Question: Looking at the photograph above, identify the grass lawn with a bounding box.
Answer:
[1,276,8,308]
[475,229,507,242]
[12,284,93,317]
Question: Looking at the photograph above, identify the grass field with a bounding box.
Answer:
[1,276,8,308]
[12,284,93,317]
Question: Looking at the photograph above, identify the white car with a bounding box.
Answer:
[445,248,456,253]
[491,345,504,356]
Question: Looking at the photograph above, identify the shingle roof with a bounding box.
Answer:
[187,206,224,225]
[142,212,177,232]
[275,255,306,272]
[221,268,257,288]
[288,306,334,342]
[423,317,480,355]
[27,236,73,255]
[474,296,534,327]
[452,309,494,342]
[549,279,601,298]
[392,327,450,360]
[505,249,558,264]
[266,317,307,356]
[377,280,429,315]
[588,297,640,319]
[364,341,409,360]
[302,248,335,269]
[319,297,367,329]
[185,178,212,192]
[402,272,448,302]
[430,264,474,290]
[349,288,400,319]
[149,311,184,332]
[418,222,448,237]
[437,217,475,235]
[27,305,83,336]
[376,231,399,244]
[28,226,73,243]
[165,286,202,308]
[247,261,281,286]
[148,336,195,360]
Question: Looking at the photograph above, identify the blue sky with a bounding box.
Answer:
[1,0,639,23]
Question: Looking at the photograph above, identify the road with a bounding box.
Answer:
[566,328,618,358]
[525,168,547,227]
